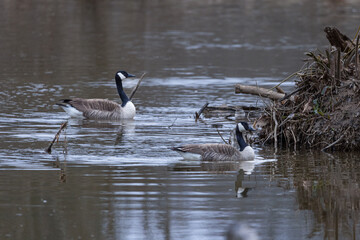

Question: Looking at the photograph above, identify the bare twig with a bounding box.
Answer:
[321,135,344,151]
[195,102,209,121]
[168,118,177,129]
[356,36,359,78]
[272,110,278,152]
[280,85,306,101]
[290,127,297,151]
[129,72,146,100]
[336,48,341,81]
[352,25,360,42]
[216,128,229,145]
[270,71,301,90]
[46,121,68,154]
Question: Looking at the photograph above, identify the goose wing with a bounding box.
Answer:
[58,98,122,119]
[62,98,120,112]
[174,144,240,161]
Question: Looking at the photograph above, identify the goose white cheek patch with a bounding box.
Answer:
[237,123,246,132]
[118,72,126,79]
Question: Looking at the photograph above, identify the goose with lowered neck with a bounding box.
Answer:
[57,70,136,120]
[172,122,255,161]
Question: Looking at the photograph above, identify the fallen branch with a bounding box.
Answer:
[45,121,68,154]
[235,84,294,101]
[195,102,209,121]
[129,72,146,100]
[321,135,344,151]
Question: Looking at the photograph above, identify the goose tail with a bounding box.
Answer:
[170,146,186,152]
[56,99,84,118]
[56,99,73,107]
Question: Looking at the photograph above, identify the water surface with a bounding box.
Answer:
[1,0,360,239]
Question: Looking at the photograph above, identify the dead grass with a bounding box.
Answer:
[256,27,360,151]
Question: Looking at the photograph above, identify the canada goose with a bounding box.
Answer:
[57,71,136,120]
[172,122,255,161]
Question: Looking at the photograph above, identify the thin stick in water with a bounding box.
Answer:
[195,102,209,121]
[168,118,177,129]
[129,72,146,100]
[45,121,68,154]
[216,128,229,145]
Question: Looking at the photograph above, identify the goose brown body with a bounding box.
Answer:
[173,143,254,161]
[58,98,135,120]
[57,70,136,120]
[172,122,256,161]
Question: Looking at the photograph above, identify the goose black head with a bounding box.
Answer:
[114,70,136,107]
[236,122,256,133]
[115,71,136,81]
[235,122,256,152]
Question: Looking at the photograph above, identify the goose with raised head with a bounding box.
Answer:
[57,71,136,120]
[172,122,255,161]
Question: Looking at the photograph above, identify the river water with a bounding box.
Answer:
[1,0,360,239]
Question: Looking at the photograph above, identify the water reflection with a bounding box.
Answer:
[66,118,136,146]
[172,158,267,200]
[1,0,360,239]
[235,169,251,198]
[226,222,260,240]
[276,151,360,239]
[50,156,67,183]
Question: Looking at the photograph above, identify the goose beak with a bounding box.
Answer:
[249,125,256,131]
[127,73,136,78]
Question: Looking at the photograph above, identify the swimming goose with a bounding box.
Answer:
[57,71,136,120]
[172,122,255,161]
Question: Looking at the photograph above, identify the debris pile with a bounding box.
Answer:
[256,27,360,151]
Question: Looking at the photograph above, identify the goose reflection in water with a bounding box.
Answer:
[235,169,251,198]
[226,222,259,240]
[65,118,136,145]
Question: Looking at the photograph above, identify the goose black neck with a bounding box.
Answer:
[236,128,248,152]
[116,78,129,107]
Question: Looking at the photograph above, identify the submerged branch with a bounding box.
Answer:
[46,121,68,154]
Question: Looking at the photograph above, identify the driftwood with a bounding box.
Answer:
[235,84,294,101]
[324,26,354,52]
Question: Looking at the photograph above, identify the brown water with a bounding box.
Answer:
[1,0,360,239]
